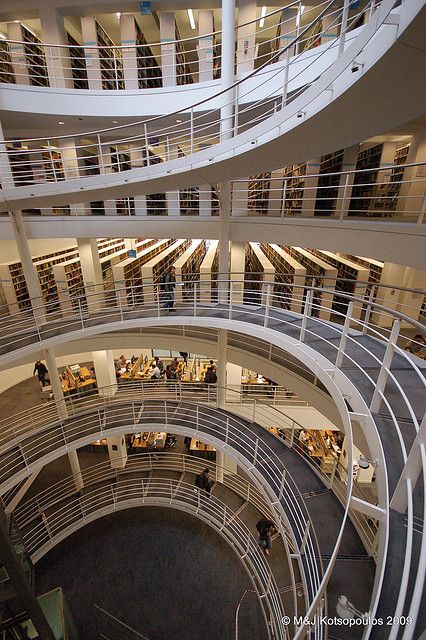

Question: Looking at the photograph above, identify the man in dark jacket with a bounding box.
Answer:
[163,266,176,311]
[195,468,213,497]
[256,518,276,556]
[33,360,48,387]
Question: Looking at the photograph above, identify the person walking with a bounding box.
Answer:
[195,468,213,497]
[163,266,176,311]
[33,360,48,388]
[256,518,276,556]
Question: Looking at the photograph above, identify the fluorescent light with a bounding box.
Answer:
[187,9,196,30]
[259,6,267,28]
[0,31,6,40]
[116,12,121,19]
[112,120,118,124]
[296,5,305,28]
[58,121,65,125]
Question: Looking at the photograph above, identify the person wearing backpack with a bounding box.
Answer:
[195,468,213,497]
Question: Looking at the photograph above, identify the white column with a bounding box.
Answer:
[57,139,86,216]
[218,182,231,302]
[199,185,212,216]
[398,134,426,219]
[225,362,242,403]
[396,267,426,327]
[236,0,257,75]
[220,0,236,141]
[107,435,128,470]
[373,262,406,327]
[92,349,117,397]
[216,451,237,482]
[129,147,148,214]
[39,6,73,88]
[278,9,298,60]
[230,241,246,303]
[0,121,14,189]
[120,14,139,90]
[68,449,84,491]
[268,172,284,217]
[77,238,104,311]
[198,11,214,83]
[217,329,228,408]
[43,347,68,419]
[159,13,176,87]
[9,211,46,325]
[7,22,31,85]
[166,190,180,216]
[81,16,103,90]
[232,182,249,217]
[337,145,358,218]
[301,159,321,217]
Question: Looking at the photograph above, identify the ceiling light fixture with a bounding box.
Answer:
[176,119,182,123]
[58,121,65,125]
[116,12,121,19]
[112,120,118,124]
[187,9,196,30]
[296,5,305,28]
[259,6,267,28]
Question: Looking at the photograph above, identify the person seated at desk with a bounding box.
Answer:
[170,357,179,372]
[154,356,164,373]
[151,364,161,380]
[405,334,425,357]
[119,354,127,367]
[89,367,96,378]
[204,365,217,384]
[165,365,176,380]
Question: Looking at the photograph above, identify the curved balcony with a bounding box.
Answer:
[0,278,424,637]
[1,0,424,209]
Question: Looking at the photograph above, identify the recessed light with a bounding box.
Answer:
[59,121,65,125]
[176,119,182,123]
[112,120,118,124]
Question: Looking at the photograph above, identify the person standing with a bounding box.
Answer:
[256,518,276,556]
[163,266,176,311]
[33,360,48,388]
[195,468,213,497]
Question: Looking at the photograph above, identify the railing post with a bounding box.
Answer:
[338,0,350,56]
[47,141,57,182]
[157,284,161,317]
[78,299,84,330]
[281,46,290,108]
[299,290,312,342]
[362,285,376,335]
[253,438,259,466]
[335,301,354,368]
[370,319,401,413]
[97,134,105,173]
[264,283,271,328]
[112,48,119,90]
[190,107,194,154]
[416,192,426,227]
[338,173,350,221]
[233,83,239,136]
[278,469,286,501]
[144,123,150,166]
[225,417,229,444]
[299,520,311,555]
[118,289,123,322]
[229,281,233,320]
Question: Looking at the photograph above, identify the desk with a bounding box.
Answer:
[131,431,167,449]
[61,366,97,395]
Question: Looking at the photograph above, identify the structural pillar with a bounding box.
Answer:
[337,144,358,218]
[57,138,86,216]
[398,133,426,219]
[130,147,148,214]
[278,8,298,60]
[43,347,68,420]
[199,185,212,216]
[217,329,228,408]
[230,241,245,303]
[236,0,257,74]
[0,510,56,640]
[220,0,236,140]
[216,451,238,482]
[159,13,176,86]
[39,6,73,88]
[81,16,103,90]
[77,238,104,311]
[92,350,118,397]
[218,182,231,302]
[226,362,242,403]
[7,22,31,85]
[198,10,214,82]
[120,14,139,90]
[9,211,46,325]
[107,435,128,470]
[301,158,321,217]
[68,449,84,491]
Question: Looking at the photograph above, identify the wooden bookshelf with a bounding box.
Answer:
[173,240,207,302]
[0,40,15,84]
[283,247,337,320]
[349,144,383,215]
[244,243,275,306]
[315,150,344,216]
[112,239,174,306]
[369,144,410,216]
[179,187,200,216]
[134,20,162,88]
[200,240,219,303]
[260,243,306,313]
[67,33,89,89]
[175,25,194,86]
[248,173,271,215]
[281,163,307,215]
[141,239,191,301]
[22,26,48,87]
[95,20,124,90]
[309,250,369,320]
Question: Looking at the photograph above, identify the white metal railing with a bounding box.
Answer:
[0,2,357,91]
[4,160,425,226]
[0,0,393,191]
[16,473,288,640]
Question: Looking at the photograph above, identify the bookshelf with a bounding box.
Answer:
[200,240,219,303]
[315,150,344,216]
[248,173,271,215]
[67,33,89,89]
[134,20,162,88]
[369,144,410,216]
[112,239,174,306]
[340,254,384,314]
[281,163,307,215]
[179,188,200,216]
[53,258,85,312]
[0,40,15,84]
[95,20,124,90]
[173,240,207,302]
[309,250,369,320]
[244,243,275,306]
[141,239,191,294]
[349,144,383,215]
[22,26,49,87]
[175,25,194,86]
[283,247,337,320]
[260,243,306,313]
